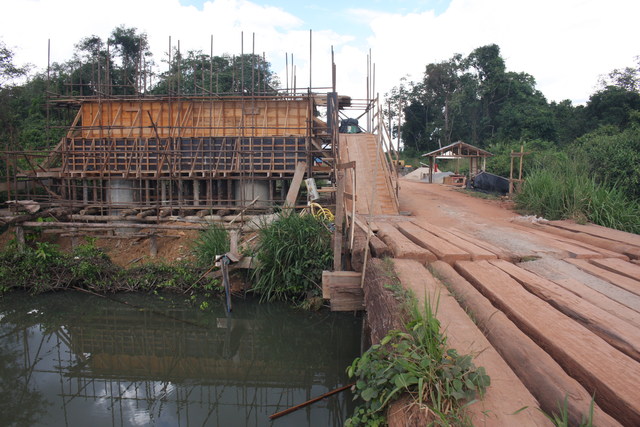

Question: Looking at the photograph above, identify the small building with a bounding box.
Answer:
[421,141,493,183]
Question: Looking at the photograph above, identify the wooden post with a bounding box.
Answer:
[15,226,25,252]
[229,230,239,256]
[70,227,79,248]
[149,234,158,257]
[518,144,524,192]
[284,161,307,209]
[429,157,434,183]
[333,170,345,271]
[509,150,515,195]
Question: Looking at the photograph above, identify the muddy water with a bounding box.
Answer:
[0,292,362,426]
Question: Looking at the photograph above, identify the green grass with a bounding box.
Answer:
[515,157,640,234]
[191,223,230,267]
[250,212,332,303]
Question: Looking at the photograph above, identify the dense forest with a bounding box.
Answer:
[388,44,640,232]
[0,26,279,152]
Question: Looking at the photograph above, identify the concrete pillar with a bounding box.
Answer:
[193,180,200,206]
[161,181,168,206]
[82,180,89,204]
[234,180,270,208]
[108,179,134,208]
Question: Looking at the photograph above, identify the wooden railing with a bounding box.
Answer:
[371,96,399,213]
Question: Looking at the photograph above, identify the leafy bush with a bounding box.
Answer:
[346,298,490,426]
[0,239,220,295]
[250,212,332,303]
[192,223,230,267]
[573,124,640,200]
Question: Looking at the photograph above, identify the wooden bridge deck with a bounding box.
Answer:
[339,133,398,216]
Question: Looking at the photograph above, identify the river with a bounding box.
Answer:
[0,291,362,426]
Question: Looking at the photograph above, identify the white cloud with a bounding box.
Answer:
[362,0,640,104]
[1,0,639,104]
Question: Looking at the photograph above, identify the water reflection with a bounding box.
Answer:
[0,292,362,426]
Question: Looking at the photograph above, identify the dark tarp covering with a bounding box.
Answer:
[471,171,509,194]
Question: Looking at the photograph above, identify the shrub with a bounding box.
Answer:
[250,212,332,303]
[192,223,229,267]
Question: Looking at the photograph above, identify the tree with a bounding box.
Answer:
[151,49,279,95]
[108,25,152,94]
[392,44,553,153]
[599,56,640,93]
[0,40,28,88]
[585,86,640,130]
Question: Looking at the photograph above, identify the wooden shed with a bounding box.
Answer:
[422,141,493,183]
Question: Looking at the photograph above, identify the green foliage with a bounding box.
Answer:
[0,39,29,87]
[537,395,594,427]
[250,212,332,303]
[345,298,490,426]
[151,50,279,95]
[573,124,640,200]
[485,139,564,178]
[515,156,640,233]
[192,223,230,267]
[0,241,220,295]
[390,44,553,152]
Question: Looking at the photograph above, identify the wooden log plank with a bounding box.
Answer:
[454,260,640,425]
[393,259,550,426]
[525,258,640,313]
[517,228,604,259]
[448,228,519,261]
[520,258,640,327]
[321,270,361,299]
[549,220,640,248]
[554,277,640,328]
[284,161,307,208]
[430,261,620,427]
[567,258,640,297]
[330,285,364,311]
[351,227,367,272]
[369,235,391,258]
[417,223,497,260]
[538,229,628,260]
[589,258,640,282]
[376,222,436,263]
[516,221,630,260]
[490,259,640,362]
[396,221,471,263]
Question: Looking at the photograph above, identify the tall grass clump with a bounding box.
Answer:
[192,223,229,267]
[250,212,332,303]
[516,156,640,234]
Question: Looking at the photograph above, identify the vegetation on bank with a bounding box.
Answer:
[515,156,640,233]
[345,262,490,426]
[0,237,222,296]
[250,212,332,304]
[0,212,333,309]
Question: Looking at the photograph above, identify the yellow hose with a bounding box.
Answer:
[308,202,335,222]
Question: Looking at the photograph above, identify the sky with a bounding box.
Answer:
[1,0,638,105]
